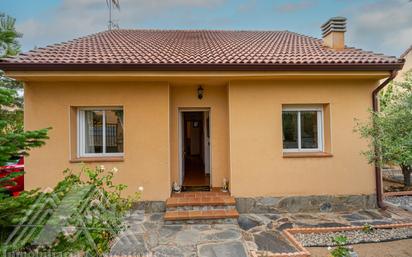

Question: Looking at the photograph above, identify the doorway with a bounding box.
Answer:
[179,109,211,191]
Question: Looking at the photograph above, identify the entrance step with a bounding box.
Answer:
[164,209,239,224]
[164,191,239,224]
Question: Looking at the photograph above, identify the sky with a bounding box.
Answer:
[1,0,412,57]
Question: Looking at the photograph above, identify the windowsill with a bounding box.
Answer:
[283,152,333,158]
[70,156,124,163]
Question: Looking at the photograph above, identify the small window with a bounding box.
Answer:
[282,106,323,152]
[78,108,124,157]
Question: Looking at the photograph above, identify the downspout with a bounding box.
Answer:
[372,70,398,208]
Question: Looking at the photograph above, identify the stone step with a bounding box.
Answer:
[164,209,239,224]
[166,196,236,208]
[167,204,236,212]
[171,191,230,198]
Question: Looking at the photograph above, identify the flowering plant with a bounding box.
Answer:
[48,165,140,255]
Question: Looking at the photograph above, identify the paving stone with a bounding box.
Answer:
[254,231,296,253]
[145,230,159,248]
[292,214,317,219]
[175,229,202,246]
[143,222,159,230]
[110,233,148,256]
[235,197,256,213]
[191,224,211,231]
[276,222,294,231]
[264,214,281,220]
[153,245,184,257]
[320,202,332,212]
[276,217,290,223]
[127,223,145,233]
[359,210,385,220]
[248,225,267,234]
[198,240,248,257]
[158,225,183,240]
[204,229,242,241]
[342,213,368,221]
[150,213,164,221]
[212,224,240,230]
[351,220,393,226]
[246,240,258,251]
[313,222,349,228]
[124,212,145,223]
[133,201,166,213]
[238,214,261,230]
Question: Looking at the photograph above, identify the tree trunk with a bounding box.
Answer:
[401,165,411,187]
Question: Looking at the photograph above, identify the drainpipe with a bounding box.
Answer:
[371,70,398,209]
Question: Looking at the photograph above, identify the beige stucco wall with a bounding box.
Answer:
[24,81,170,201]
[396,49,412,82]
[228,79,377,197]
[169,85,230,188]
[21,72,384,200]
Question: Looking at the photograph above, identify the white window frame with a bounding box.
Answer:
[282,106,324,153]
[77,107,124,158]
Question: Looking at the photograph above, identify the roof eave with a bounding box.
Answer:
[0,62,405,72]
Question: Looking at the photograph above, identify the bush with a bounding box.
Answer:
[0,165,140,256]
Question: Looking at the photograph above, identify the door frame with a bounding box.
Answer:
[178,108,212,187]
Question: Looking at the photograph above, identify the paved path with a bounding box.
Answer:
[110,207,412,257]
[110,211,250,257]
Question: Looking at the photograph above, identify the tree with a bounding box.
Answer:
[0,13,22,57]
[0,14,49,171]
[356,71,412,186]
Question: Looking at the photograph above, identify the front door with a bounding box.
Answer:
[179,110,211,191]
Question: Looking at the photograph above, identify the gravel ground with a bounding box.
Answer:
[385,196,412,206]
[294,227,412,247]
[308,239,412,257]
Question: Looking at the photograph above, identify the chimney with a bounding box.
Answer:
[321,17,346,50]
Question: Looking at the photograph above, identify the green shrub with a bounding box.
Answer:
[330,236,350,257]
[0,165,140,256]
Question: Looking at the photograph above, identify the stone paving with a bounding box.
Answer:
[109,207,412,257]
[109,210,249,257]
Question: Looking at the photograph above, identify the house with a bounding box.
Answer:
[395,44,412,82]
[0,17,404,213]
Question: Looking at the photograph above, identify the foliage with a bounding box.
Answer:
[1,166,140,256]
[330,236,350,257]
[0,170,24,196]
[361,223,374,234]
[355,71,412,186]
[379,82,394,112]
[55,165,140,255]
[0,189,39,231]
[0,13,22,57]
[0,13,50,168]
[28,165,137,255]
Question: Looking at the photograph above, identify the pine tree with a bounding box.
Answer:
[0,14,50,169]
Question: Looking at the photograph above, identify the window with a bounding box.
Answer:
[282,106,323,152]
[78,107,124,157]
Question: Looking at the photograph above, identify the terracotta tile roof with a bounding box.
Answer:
[0,29,404,70]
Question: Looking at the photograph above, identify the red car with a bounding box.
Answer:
[0,156,24,196]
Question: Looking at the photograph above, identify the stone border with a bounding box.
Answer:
[250,223,412,257]
[384,191,412,197]
[131,201,166,213]
[236,194,376,213]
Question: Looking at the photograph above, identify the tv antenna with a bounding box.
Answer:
[106,0,120,30]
